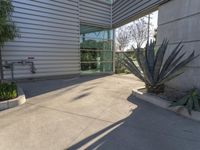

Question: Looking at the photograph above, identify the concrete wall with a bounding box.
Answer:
[157,0,200,91]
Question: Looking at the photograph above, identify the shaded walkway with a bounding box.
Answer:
[0,75,200,150]
[68,96,200,150]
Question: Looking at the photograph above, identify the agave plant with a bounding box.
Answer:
[123,40,198,94]
[170,89,200,115]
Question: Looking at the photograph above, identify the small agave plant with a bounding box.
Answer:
[123,40,198,94]
[170,89,200,115]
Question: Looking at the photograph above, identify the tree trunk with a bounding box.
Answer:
[0,47,4,84]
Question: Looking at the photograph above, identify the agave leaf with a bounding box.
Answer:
[123,53,145,79]
[158,70,184,85]
[170,96,189,107]
[139,51,154,85]
[192,96,200,111]
[123,53,140,69]
[134,47,144,71]
[123,53,141,72]
[123,39,198,94]
[145,42,155,75]
[134,47,154,85]
[123,63,145,82]
[123,59,146,82]
[163,52,186,78]
[171,89,200,114]
[159,52,186,82]
[162,52,196,80]
[159,43,183,80]
[153,39,168,81]
[186,97,193,115]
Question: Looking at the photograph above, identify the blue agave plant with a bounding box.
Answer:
[170,88,200,115]
[123,40,198,94]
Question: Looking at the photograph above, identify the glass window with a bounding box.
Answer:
[81,51,112,62]
[81,62,113,73]
[80,25,113,74]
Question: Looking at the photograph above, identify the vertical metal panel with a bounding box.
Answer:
[3,0,80,79]
[112,0,170,28]
[80,0,112,27]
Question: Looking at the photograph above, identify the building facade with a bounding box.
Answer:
[7,0,199,91]
[3,0,168,80]
[6,0,200,90]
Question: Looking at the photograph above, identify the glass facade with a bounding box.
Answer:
[80,25,113,74]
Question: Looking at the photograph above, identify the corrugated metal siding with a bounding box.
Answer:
[79,0,112,27]
[112,0,170,28]
[3,0,80,79]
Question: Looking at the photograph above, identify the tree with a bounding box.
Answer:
[116,14,156,51]
[0,0,18,82]
[116,27,130,51]
[128,17,153,49]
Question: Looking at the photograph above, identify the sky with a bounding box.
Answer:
[151,11,158,28]
[116,10,158,50]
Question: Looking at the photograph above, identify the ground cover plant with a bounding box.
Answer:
[0,82,17,101]
[171,88,200,114]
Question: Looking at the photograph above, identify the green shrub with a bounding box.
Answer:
[0,82,17,101]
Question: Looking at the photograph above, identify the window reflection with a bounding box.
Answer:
[80,25,113,74]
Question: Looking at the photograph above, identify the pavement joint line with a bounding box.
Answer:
[26,101,115,124]
[67,117,101,147]
[67,100,117,147]
[3,102,200,144]
[13,101,199,142]
[27,100,200,144]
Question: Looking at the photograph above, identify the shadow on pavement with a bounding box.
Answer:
[19,75,108,98]
[67,94,200,150]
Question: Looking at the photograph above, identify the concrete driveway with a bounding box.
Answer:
[0,75,200,150]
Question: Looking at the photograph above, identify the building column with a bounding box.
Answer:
[157,0,200,91]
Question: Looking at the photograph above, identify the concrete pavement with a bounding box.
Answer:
[0,75,200,150]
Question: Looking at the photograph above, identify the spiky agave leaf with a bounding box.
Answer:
[193,95,200,111]
[161,52,186,79]
[123,39,198,94]
[153,39,168,81]
[159,42,183,80]
[186,97,194,115]
[136,47,154,85]
[123,53,152,84]
[161,51,197,81]
[145,42,155,76]
[134,47,145,72]
[171,89,200,115]
[123,54,145,82]
[158,70,184,86]
[170,96,189,107]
